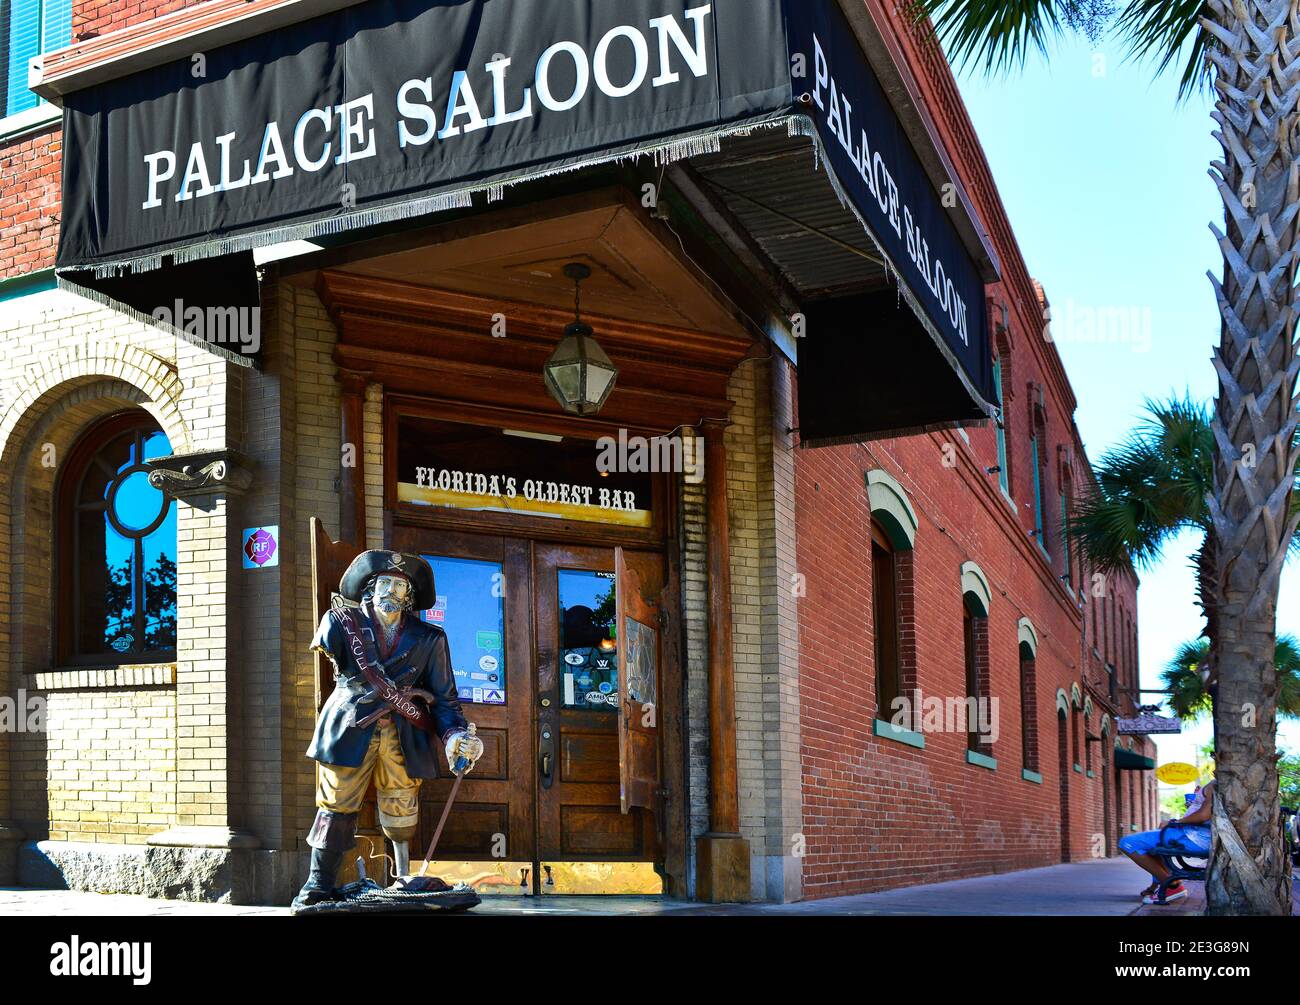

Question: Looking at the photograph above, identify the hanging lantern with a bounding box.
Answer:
[542,263,618,416]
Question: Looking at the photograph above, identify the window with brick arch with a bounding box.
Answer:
[1029,412,1051,559]
[1071,703,1082,772]
[871,520,915,726]
[992,358,1011,497]
[1059,469,1075,589]
[56,411,177,664]
[1084,710,1093,773]
[1019,641,1038,773]
[962,593,989,752]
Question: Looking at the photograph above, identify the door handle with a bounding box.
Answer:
[539,731,554,789]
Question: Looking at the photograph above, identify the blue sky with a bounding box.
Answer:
[953,34,1299,773]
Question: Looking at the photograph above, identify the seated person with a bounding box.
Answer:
[1118,781,1214,904]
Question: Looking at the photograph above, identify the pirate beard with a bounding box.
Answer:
[363,589,412,647]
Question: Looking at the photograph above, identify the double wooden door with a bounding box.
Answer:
[319,525,665,892]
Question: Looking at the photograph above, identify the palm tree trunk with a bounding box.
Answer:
[1202,0,1300,916]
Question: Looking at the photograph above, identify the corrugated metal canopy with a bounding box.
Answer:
[691,128,891,299]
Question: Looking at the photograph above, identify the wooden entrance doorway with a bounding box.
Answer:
[315,519,671,895]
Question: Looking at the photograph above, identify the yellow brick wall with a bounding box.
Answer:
[281,284,343,847]
[0,287,193,844]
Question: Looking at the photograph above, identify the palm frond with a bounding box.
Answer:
[914,1,1208,100]
[1163,635,1300,721]
[1276,635,1300,719]
[1113,1,1213,101]
[913,1,1100,75]
[1068,394,1214,572]
[1162,637,1213,720]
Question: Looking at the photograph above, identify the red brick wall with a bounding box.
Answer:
[0,126,60,280]
[73,0,201,40]
[792,1,1155,899]
[0,0,205,281]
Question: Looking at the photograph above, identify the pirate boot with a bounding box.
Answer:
[292,809,358,911]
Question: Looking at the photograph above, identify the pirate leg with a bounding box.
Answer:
[374,720,422,877]
[294,739,379,909]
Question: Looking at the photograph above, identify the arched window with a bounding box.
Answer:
[872,520,903,722]
[962,593,989,753]
[960,562,992,758]
[1018,620,1039,775]
[866,470,917,730]
[992,356,1011,497]
[56,412,177,664]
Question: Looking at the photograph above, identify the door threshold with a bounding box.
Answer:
[417,860,663,896]
[471,896,694,916]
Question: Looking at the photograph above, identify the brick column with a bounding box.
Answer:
[337,368,369,546]
[144,450,260,869]
[695,418,751,902]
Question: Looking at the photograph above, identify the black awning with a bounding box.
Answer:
[53,0,995,433]
[798,288,991,444]
[55,0,794,364]
[1115,749,1156,771]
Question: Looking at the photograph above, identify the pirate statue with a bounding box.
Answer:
[293,549,484,911]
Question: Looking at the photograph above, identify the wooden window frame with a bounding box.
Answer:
[872,521,902,724]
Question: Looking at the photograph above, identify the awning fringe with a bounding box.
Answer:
[64,113,794,282]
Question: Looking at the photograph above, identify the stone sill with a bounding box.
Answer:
[1021,769,1043,784]
[965,749,997,771]
[31,664,177,690]
[873,719,925,750]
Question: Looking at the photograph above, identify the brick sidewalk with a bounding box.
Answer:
[1,859,1294,917]
[0,857,1157,916]
[1134,875,1300,917]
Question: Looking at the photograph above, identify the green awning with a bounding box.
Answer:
[1115,749,1156,771]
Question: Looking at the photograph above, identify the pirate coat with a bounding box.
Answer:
[307,605,467,779]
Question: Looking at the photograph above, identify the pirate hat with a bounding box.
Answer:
[339,550,436,611]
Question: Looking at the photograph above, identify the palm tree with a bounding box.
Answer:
[1163,635,1300,720]
[916,0,1300,914]
[1068,396,1220,654]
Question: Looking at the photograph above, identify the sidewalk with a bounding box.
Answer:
[0,857,1171,917]
[1132,872,1300,917]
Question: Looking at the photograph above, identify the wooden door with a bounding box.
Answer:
[615,546,662,814]
[309,517,362,708]
[390,529,536,871]
[533,543,657,862]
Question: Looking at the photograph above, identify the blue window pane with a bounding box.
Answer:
[42,0,71,53]
[4,0,41,117]
[114,469,165,531]
[420,556,505,705]
[72,422,176,659]
[141,502,177,651]
[993,360,1009,496]
[142,430,170,461]
[3,0,72,118]
[558,569,617,711]
[100,523,137,653]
